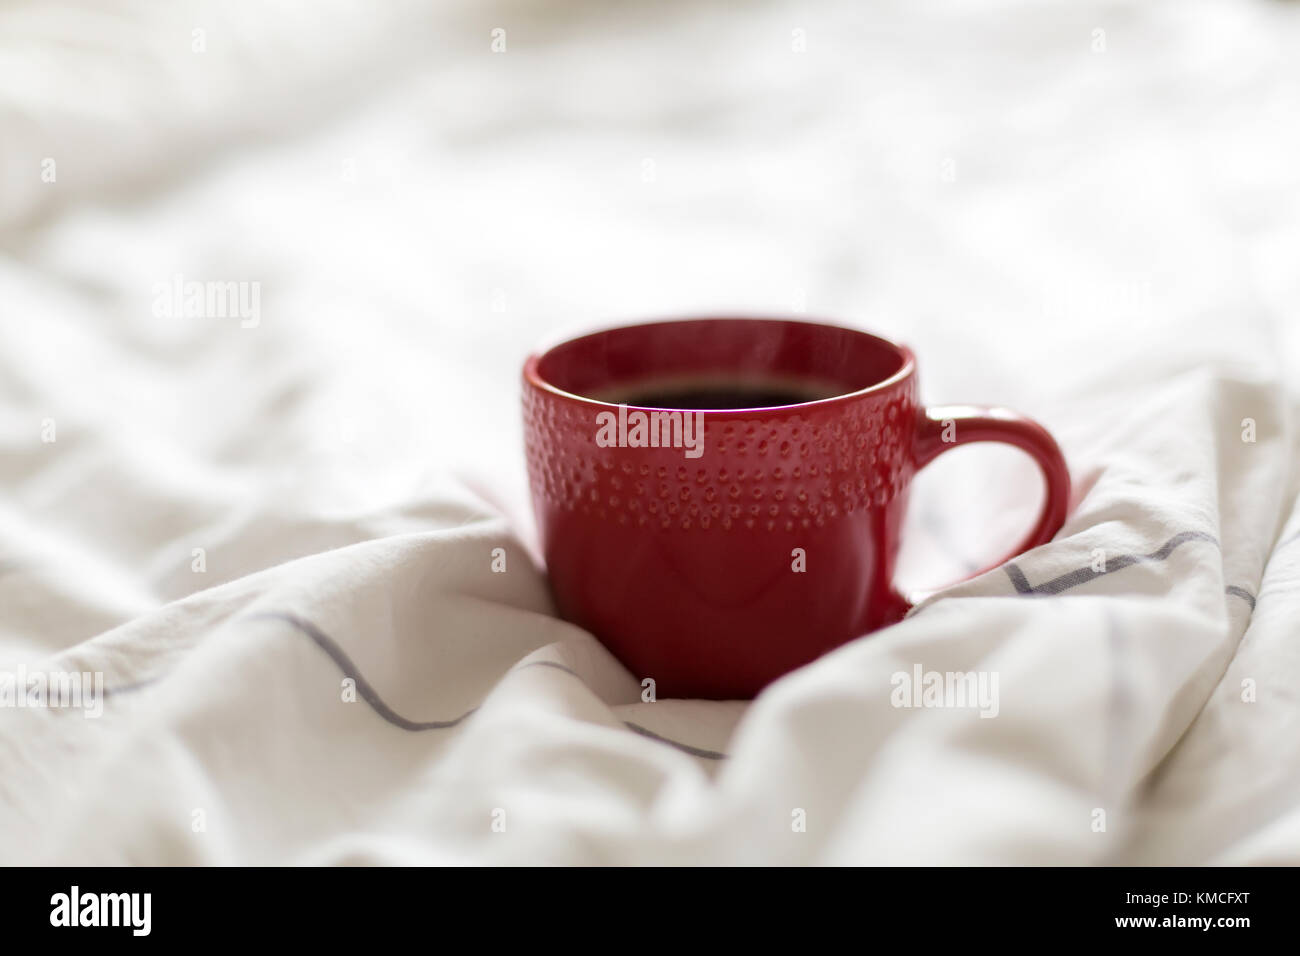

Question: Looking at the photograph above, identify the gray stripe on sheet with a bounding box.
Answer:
[94,619,728,759]
[1004,531,1257,610]
[1224,585,1257,610]
[1005,530,1218,596]
[250,612,728,759]
[622,722,728,760]
[1003,563,1035,595]
[250,611,478,730]
[516,660,728,759]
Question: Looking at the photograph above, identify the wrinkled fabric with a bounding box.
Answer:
[2,0,1299,864]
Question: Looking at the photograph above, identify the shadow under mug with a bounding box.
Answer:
[523,317,1070,700]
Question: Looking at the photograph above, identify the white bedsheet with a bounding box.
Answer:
[2,0,1299,864]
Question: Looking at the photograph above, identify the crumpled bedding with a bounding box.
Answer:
[2,0,1300,865]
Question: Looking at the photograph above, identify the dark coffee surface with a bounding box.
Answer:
[603,377,840,409]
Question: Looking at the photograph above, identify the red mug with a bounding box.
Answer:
[523,317,1070,699]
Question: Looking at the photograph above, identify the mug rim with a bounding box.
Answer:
[523,315,917,414]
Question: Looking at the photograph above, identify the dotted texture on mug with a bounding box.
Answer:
[523,384,916,532]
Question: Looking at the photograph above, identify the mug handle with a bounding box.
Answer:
[904,404,1071,604]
